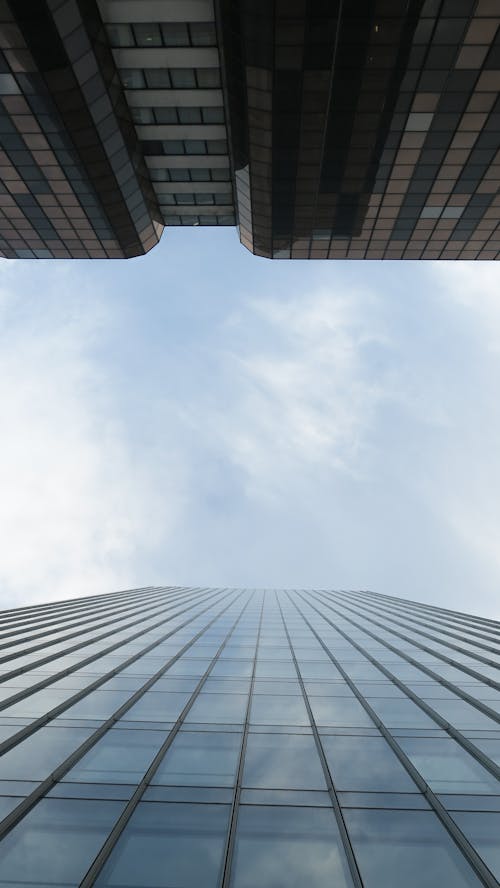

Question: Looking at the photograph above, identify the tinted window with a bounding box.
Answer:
[243,733,326,789]
[152,731,241,787]
[322,735,416,791]
[96,802,230,888]
[345,809,482,888]
[230,805,353,887]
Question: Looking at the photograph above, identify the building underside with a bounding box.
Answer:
[0,0,499,259]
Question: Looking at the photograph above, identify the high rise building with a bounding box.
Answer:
[0,586,498,887]
[0,1,498,260]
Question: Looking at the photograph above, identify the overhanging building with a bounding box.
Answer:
[0,1,499,260]
[0,586,498,886]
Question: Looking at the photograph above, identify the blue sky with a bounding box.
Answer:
[1,229,500,618]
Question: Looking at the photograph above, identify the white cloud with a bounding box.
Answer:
[0,261,182,607]
[211,285,391,500]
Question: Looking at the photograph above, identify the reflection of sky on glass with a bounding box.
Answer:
[345,809,482,888]
[231,805,353,888]
[1,231,500,619]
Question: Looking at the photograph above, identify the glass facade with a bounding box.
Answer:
[0,1,499,259]
[0,586,498,887]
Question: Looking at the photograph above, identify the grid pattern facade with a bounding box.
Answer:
[0,586,498,887]
[221,0,500,259]
[99,0,236,230]
[0,1,499,259]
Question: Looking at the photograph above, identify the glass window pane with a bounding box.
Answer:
[0,798,124,885]
[170,70,197,89]
[243,733,326,789]
[452,812,500,881]
[95,802,230,888]
[345,809,483,888]
[65,729,166,783]
[152,731,241,786]
[154,107,178,124]
[126,691,191,722]
[309,697,374,727]
[197,69,221,88]
[230,805,353,888]
[178,108,202,124]
[190,23,217,46]
[0,726,92,781]
[368,698,436,728]
[250,694,309,726]
[133,24,162,46]
[322,735,416,791]
[185,692,247,724]
[161,24,190,46]
[397,737,499,793]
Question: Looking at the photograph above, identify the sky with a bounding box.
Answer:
[1,229,500,618]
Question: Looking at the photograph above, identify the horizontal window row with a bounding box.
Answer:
[149,167,230,183]
[162,214,235,226]
[131,105,224,125]
[159,193,232,207]
[120,67,221,90]
[142,139,227,156]
[108,21,217,49]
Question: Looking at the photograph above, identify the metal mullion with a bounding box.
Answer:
[0,587,245,843]
[313,591,500,719]
[0,585,163,626]
[317,594,500,725]
[334,590,500,664]
[0,587,205,664]
[313,590,500,692]
[0,586,219,688]
[277,592,364,888]
[79,588,255,887]
[352,588,500,637]
[289,591,499,888]
[346,589,500,649]
[303,591,500,779]
[0,587,233,759]
[0,586,188,647]
[219,590,265,888]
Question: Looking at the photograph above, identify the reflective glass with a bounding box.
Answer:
[309,697,374,727]
[398,737,499,793]
[0,798,124,885]
[96,802,230,888]
[152,731,241,786]
[451,812,500,880]
[0,726,92,781]
[250,695,309,726]
[243,732,326,789]
[230,805,353,888]
[322,735,416,791]
[184,692,247,724]
[345,809,483,888]
[65,729,165,783]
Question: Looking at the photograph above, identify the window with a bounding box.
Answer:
[344,809,482,888]
[152,731,241,786]
[65,728,165,784]
[243,732,326,789]
[230,806,354,888]
[322,735,416,791]
[309,697,374,727]
[250,694,309,726]
[451,812,500,881]
[125,690,191,722]
[397,737,499,793]
[184,692,247,723]
[0,798,124,885]
[0,726,92,781]
[95,802,230,888]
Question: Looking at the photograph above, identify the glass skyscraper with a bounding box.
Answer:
[0,1,499,260]
[0,586,498,886]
